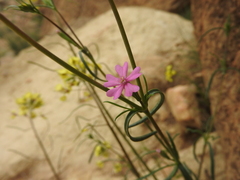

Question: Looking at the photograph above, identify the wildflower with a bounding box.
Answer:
[156,149,161,153]
[94,145,103,157]
[16,92,43,110]
[96,161,104,168]
[94,142,111,157]
[113,163,122,173]
[15,92,43,118]
[60,95,67,101]
[11,111,17,119]
[103,141,111,149]
[103,62,141,100]
[165,65,176,82]
[55,56,100,100]
[81,128,88,133]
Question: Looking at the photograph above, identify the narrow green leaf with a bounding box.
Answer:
[79,51,105,81]
[4,5,20,11]
[137,164,175,180]
[160,150,172,160]
[115,110,130,121]
[124,111,156,142]
[129,89,164,128]
[88,144,97,163]
[182,163,198,180]
[58,31,78,47]
[59,104,96,124]
[42,0,55,9]
[142,74,148,94]
[192,138,200,163]
[186,127,204,135]
[166,132,179,160]
[178,163,193,180]
[207,142,215,180]
[165,165,178,180]
[198,27,223,43]
[104,101,132,110]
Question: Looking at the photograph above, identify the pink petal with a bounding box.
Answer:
[115,62,128,78]
[104,81,120,87]
[124,83,140,97]
[106,85,124,99]
[106,74,119,82]
[126,67,141,81]
[104,74,120,87]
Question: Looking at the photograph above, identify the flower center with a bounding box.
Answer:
[120,76,127,84]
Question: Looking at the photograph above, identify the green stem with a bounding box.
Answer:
[144,110,174,157]
[145,110,193,180]
[197,140,207,180]
[107,0,145,102]
[178,162,193,180]
[28,114,60,180]
[54,8,106,77]
[90,86,157,180]
[87,84,140,178]
[0,13,141,109]
[39,13,82,49]
[136,113,169,151]
[55,9,84,47]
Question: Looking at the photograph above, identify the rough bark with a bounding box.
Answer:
[190,0,240,179]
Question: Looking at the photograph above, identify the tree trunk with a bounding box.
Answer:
[190,0,240,179]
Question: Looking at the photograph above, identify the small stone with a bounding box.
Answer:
[166,84,202,128]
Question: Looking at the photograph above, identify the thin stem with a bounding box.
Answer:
[90,86,158,180]
[136,113,169,151]
[0,13,141,110]
[87,84,140,178]
[28,114,60,180]
[197,141,207,179]
[144,110,174,157]
[145,110,193,180]
[54,8,106,77]
[55,9,84,47]
[40,13,82,49]
[107,0,145,102]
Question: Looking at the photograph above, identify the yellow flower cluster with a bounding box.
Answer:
[94,141,111,157]
[55,57,98,101]
[113,162,122,173]
[96,161,104,168]
[15,92,43,118]
[165,65,176,82]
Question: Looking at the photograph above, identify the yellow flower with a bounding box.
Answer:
[19,109,27,116]
[113,163,122,173]
[165,65,176,82]
[103,141,111,149]
[96,161,104,168]
[94,145,103,157]
[81,128,88,132]
[11,111,17,119]
[55,84,63,91]
[94,143,110,157]
[68,57,84,69]
[60,95,67,101]
[55,84,71,93]
[14,92,44,118]
[79,91,92,102]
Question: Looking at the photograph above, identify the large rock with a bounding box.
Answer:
[0,7,196,180]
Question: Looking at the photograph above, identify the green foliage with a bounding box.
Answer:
[42,0,55,9]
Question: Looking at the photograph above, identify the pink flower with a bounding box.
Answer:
[104,62,141,100]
